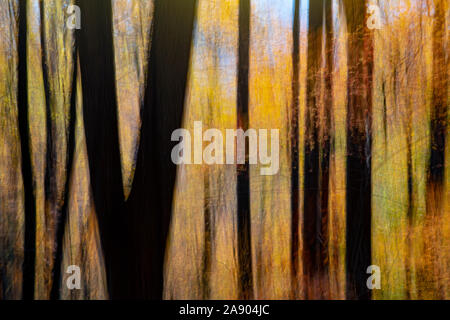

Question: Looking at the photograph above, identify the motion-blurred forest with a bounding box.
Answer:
[0,0,448,300]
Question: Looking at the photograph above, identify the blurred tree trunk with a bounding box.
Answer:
[303,0,333,299]
[0,0,24,300]
[77,0,125,298]
[425,0,448,298]
[343,0,373,300]
[122,0,197,299]
[328,0,348,299]
[291,0,301,298]
[237,0,252,300]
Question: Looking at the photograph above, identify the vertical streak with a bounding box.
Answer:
[343,0,373,300]
[406,111,413,298]
[202,166,211,299]
[291,0,301,297]
[126,0,197,299]
[77,0,125,298]
[429,0,447,186]
[237,0,253,300]
[40,1,54,298]
[320,0,333,298]
[18,0,35,300]
[303,0,324,299]
[328,0,347,299]
[426,0,448,298]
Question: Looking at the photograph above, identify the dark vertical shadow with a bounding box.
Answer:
[122,0,197,299]
[429,0,447,188]
[18,0,36,300]
[237,0,253,300]
[202,168,212,299]
[405,118,413,298]
[76,0,125,298]
[302,0,325,299]
[343,0,373,300]
[290,0,301,298]
[425,0,447,298]
[320,0,333,298]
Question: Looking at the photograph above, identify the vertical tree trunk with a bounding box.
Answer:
[343,0,373,300]
[237,0,252,300]
[328,0,348,299]
[429,0,447,186]
[122,0,197,299]
[78,0,196,299]
[291,0,301,298]
[425,0,448,298]
[77,0,125,298]
[0,0,26,300]
[18,0,32,300]
[321,0,333,298]
[303,0,332,299]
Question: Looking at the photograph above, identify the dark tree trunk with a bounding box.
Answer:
[18,0,36,300]
[237,0,253,300]
[78,0,196,299]
[77,0,125,298]
[424,0,448,299]
[343,0,373,300]
[320,0,333,297]
[303,0,333,299]
[429,0,447,189]
[122,0,197,299]
[291,0,301,298]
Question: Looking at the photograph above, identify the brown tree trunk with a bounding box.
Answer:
[425,0,448,299]
[291,0,301,298]
[343,0,373,300]
[18,0,34,300]
[303,0,333,299]
[237,0,253,300]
